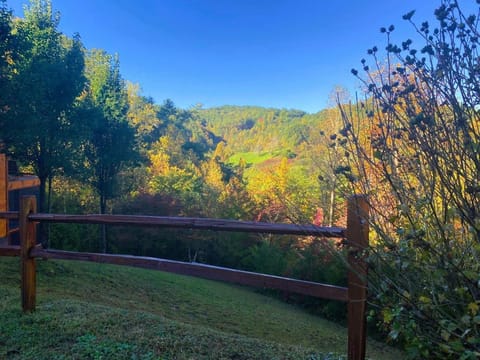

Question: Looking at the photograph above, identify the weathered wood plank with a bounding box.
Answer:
[30,248,349,302]
[20,196,37,312]
[346,195,369,360]
[29,213,345,238]
[8,176,41,191]
[0,245,20,257]
[0,211,19,220]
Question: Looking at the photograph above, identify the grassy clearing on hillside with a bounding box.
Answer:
[0,257,403,359]
[228,151,283,166]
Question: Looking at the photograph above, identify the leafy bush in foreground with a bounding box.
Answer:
[339,1,480,358]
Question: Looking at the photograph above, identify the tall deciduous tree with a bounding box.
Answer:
[4,0,85,214]
[82,49,136,252]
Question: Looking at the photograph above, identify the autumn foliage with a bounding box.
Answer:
[337,1,480,358]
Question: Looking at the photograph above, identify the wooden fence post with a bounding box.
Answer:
[20,195,37,312]
[346,195,369,360]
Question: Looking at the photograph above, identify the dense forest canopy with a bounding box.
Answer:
[1,0,480,358]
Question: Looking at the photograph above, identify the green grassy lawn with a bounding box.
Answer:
[0,257,403,359]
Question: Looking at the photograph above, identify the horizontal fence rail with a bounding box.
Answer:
[28,213,345,237]
[0,245,20,257]
[0,195,369,360]
[0,211,20,220]
[30,248,348,302]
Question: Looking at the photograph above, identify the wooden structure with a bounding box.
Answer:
[0,195,369,360]
[0,154,40,245]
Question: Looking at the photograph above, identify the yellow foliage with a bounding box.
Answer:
[468,302,479,316]
[148,136,180,176]
[419,295,431,304]
[148,151,171,176]
[213,141,227,161]
[202,160,224,191]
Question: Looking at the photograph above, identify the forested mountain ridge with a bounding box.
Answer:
[193,105,344,229]
[199,105,331,157]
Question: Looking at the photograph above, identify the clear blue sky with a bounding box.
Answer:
[5,0,479,113]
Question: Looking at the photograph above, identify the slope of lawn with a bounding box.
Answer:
[0,257,403,359]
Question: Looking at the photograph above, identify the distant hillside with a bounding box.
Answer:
[195,105,346,225]
[0,258,404,359]
[199,105,330,158]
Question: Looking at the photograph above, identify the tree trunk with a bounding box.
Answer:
[100,192,107,253]
[101,223,107,253]
[328,177,337,227]
[38,176,48,247]
[46,175,53,248]
[38,176,47,214]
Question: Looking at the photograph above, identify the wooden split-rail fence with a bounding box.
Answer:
[0,195,369,360]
